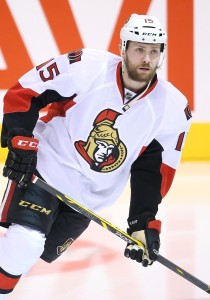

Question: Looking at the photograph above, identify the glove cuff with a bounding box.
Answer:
[8,128,34,139]
[147,220,161,234]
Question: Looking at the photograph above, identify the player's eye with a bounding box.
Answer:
[136,48,144,53]
[151,49,159,55]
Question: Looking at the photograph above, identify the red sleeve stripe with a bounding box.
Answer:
[0,267,21,292]
[148,220,162,234]
[40,96,76,123]
[138,146,147,156]
[116,61,124,100]
[1,181,16,222]
[4,81,39,114]
[160,163,176,198]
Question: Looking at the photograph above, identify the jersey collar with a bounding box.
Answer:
[116,61,158,104]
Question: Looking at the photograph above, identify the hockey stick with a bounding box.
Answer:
[32,176,210,294]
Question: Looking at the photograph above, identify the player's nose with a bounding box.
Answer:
[143,54,151,64]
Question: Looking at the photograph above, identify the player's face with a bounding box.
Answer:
[123,42,161,83]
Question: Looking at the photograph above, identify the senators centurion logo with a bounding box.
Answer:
[75,109,127,172]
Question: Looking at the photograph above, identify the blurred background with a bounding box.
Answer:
[0,0,209,299]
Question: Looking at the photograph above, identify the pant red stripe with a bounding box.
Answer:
[0,269,21,290]
[1,181,16,221]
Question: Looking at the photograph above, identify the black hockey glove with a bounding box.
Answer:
[124,214,161,267]
[3,128,39,188]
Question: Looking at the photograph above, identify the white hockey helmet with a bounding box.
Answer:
[120,14,167,67]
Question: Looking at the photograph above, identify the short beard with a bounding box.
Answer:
[124,55,157,83]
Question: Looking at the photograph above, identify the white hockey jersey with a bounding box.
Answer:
[2,48,192,215]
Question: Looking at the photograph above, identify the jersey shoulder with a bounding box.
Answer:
[62,48,121,72]
[158,78,188,107]
[82,48,121,63]
[80,48,121,75]
[60,48,121,89]
[157,78,192,132]
[48,48,121,77]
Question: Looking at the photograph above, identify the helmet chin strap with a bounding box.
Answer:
[120,48,126,73]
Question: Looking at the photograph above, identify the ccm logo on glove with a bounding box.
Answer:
[11,136,39,150]
[3,132,39,188]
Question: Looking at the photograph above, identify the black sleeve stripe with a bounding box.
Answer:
[1,89,75,147]
[129,139,163,220]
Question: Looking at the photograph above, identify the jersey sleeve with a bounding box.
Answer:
[1,49,101,147]
[128,100,192,223]
[129,139,163,222]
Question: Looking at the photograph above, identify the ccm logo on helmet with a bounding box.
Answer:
[143,33,157,36]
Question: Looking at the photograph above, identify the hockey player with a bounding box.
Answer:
[0,14,192,298]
